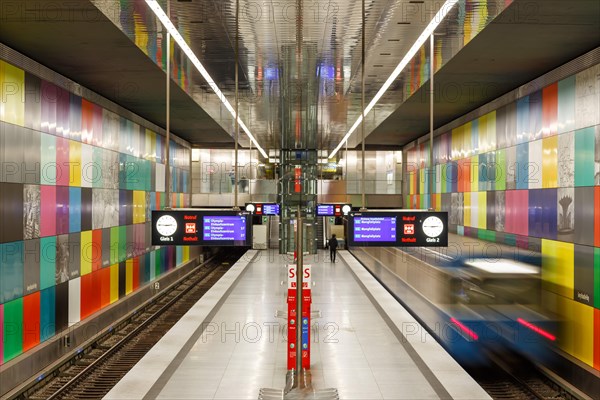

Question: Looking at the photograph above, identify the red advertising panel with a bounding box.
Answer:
[301,265,311,369]
[287,264,312,370]
[287,264,297,370]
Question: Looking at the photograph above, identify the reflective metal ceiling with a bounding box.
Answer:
[92,0,514,151]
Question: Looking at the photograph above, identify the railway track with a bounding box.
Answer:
[470,352,574,400]
[474,369,564,399]
[14,250,244,400]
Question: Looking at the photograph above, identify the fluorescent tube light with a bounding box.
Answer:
[329,0,459,159]
[145,0,268,158]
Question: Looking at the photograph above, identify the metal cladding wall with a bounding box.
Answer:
[0,58,192,367]
[405,62,600,371]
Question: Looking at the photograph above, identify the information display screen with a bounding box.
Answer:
[353,216,397,242]
[316,204,334,216]
[348,211,448,247]
[203,216,247,241]
[152,210,251,246]
[245,203,280,215]
[316,203,351,216]
[262,204,280,215]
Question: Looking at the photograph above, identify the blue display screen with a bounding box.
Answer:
[316,204,334,216]
[353,216,397,242]
[203,216,247,241]
[262,204,280,215]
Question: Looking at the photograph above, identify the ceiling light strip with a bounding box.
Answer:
[145,0,268,158]
[329,0,459,159]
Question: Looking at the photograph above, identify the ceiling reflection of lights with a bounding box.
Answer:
[144,0,268,159]
[329,0,459,159]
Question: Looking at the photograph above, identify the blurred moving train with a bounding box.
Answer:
[350,240,559,367]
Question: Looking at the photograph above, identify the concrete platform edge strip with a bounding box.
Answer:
[339,250,492,400]
[103,250,260,400]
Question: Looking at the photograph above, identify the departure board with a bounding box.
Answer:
[347,211,448,247]
[152,210,251,246]
[316,204,334,216]
[316,203,351,216]
[203,216,247,241]
[262,204,280,215]
[245,203,280,215]
[353,216,397,242]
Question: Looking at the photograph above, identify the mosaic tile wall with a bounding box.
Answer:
[0,59,191,364]
[405,63,600,371]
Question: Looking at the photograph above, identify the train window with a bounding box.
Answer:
[452,257,542,305]
[464,259,538,274]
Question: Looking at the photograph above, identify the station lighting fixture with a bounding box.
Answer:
[328,0,459,159]
[145,0,268,159]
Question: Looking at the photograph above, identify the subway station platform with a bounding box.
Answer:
[104,249,489,400]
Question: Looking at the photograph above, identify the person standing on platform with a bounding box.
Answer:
[328,234,339,263]
[239,175,248,193]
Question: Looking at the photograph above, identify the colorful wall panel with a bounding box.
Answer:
[574,187,595,247]
[0,58,192,364]
[464,192,471,228]
[542,189,557,240]
[22,292,40,352]
[54,282,68,334]
[505,190,528,236]
[109,264,119,304]
[0,61,25,126]
[0,241,24,304]
[516,142,529,189]
[569,300,595,367]
[574,244,595,307]
[529,90,543,141]
[40,287,55,342]
[595,249,600,310]
[558,76,576,134]
[0,304,3,365]
[542,83,558,138]
[99,267,110,309]
[596,188,600,248]
[529,140,542,189]
[574,64,600,131]
[1,183,24,243]
[516,96,530,144]
[542,136,558,188]
[3,298,23,363]
[405,63,600,371]
[542,239,575,299]
[24,240,40,296]
[68,278,80,327]
[595,309,600,370]
[574,127,596,186]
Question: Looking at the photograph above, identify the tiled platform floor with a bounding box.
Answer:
[105,249,489,399]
